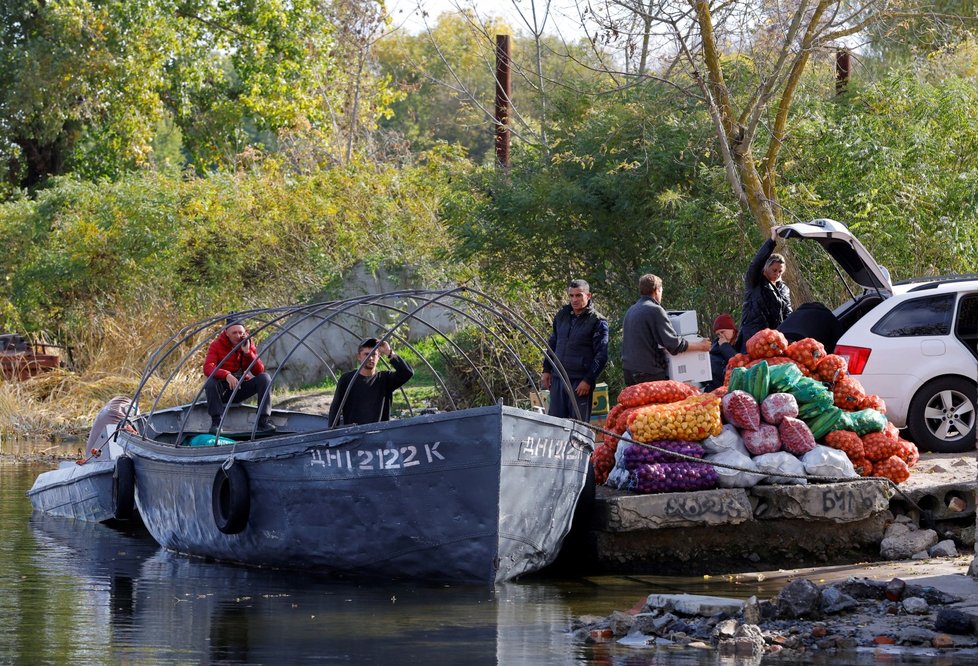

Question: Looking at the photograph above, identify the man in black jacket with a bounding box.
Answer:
[328,337,414,428]
[541,279,609,420]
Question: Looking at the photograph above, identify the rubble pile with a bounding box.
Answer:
[574,575,978,657]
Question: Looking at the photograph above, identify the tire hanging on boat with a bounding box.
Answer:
[212,461,250,534]
[112,456,136,520]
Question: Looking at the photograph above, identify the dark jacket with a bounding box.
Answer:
[706,339,739,391]
[739,238,792,349]
[543,303,609,384]
[328,354,414,427]
[621,296,689,378]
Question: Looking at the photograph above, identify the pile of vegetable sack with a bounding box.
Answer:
[594,380,723,493]
[591,329,919,495]
[719,329,918,485]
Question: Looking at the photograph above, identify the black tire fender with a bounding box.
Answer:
[112,456,136,520]
[212,461,250,534]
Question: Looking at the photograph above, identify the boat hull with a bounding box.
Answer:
[27,461,117,523]
[118,404,592,584]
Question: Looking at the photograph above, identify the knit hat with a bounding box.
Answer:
[712,313,737,333]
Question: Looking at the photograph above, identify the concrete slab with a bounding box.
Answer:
[595,487,752,532]
[750,479,892,522]
[644,592,745,616]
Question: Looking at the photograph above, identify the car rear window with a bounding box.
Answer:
[871,293,955,337]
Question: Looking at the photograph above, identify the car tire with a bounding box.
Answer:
[907,376,976,453]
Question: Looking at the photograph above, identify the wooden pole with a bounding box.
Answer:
[494,34,511,168]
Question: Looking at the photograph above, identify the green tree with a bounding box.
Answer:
[0,1,396,194]
[375,12,606,163]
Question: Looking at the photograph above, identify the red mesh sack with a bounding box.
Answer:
[786,338,827,372]
[618,380,701,408]
[760,392,799,425]
[746,329,789,360]
[721,390,761,431]
[742,423,781,455]
[778,416,816,455]
[824,430,865,460]
[873,456,911,484]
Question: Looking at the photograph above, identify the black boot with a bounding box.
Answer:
[256,417,276,433]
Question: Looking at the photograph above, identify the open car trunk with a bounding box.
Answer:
[776,219,894,334]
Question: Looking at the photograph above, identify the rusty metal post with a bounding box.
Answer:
[494,34,511,168]
[835,49,851,95]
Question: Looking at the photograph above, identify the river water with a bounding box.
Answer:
[1,442,974,665]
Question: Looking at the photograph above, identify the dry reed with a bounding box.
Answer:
[0,294,205,439]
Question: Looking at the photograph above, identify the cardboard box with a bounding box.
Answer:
[667,310,698,336]
[666,336,712,384]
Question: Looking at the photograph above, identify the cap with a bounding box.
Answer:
[712,313,737,333]
[359,337,380,350]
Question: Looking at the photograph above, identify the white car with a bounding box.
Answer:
[777,219,977,453]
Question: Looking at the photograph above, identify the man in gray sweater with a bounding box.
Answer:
[620,274,711,386]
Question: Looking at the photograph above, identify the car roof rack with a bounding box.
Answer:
[895,274,978,292]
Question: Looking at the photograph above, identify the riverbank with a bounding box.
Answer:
[575,556,978,659]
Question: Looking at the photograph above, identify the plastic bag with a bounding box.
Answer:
[769,362,805,392]
[702,423,750,457]
[705,449,766,488]
[849,409,887,436]
[753,451,808,485]
[605,438,633,489]
[742,423,781,455]
[800,445,858,479]
[761,392,799,425]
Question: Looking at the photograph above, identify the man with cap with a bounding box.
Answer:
[706,313,739,391]
[203,319,276,434]
[328,337,414,428]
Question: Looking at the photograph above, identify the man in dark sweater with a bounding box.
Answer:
[328,337,414,428]
[541,279,609,420]
[621,274,711,385]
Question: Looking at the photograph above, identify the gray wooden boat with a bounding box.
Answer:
[110,288,596,585]
[116,402,591,584]
[27,459,118,523]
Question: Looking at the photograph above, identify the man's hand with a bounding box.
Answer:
[540,371,552,390]
[575,380,592,397]
[376,340,393,357]
[225,374,239,390]
[691,339,712,353]
[770,225,781,242]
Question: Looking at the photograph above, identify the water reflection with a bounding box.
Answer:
[5,460,978,665]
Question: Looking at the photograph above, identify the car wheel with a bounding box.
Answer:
[907,376,976,453]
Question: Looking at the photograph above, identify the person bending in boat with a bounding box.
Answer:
[328,337,414,428]
[203,320,276,434]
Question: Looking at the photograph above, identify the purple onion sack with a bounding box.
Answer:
[629,462,719,494]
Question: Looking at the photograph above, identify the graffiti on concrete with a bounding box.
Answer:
[663,494,751,521]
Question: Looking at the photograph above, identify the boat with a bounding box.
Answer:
[27,459,120,523]
[111,288,596,585]
[0,333,62,381]
[27,397,139,523]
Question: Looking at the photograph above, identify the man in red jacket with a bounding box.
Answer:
[203,320,275,434]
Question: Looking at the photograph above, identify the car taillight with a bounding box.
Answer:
[834,345,871,375]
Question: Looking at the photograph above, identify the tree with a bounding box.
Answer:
[0,0,396,193]
[375,10,607,163]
